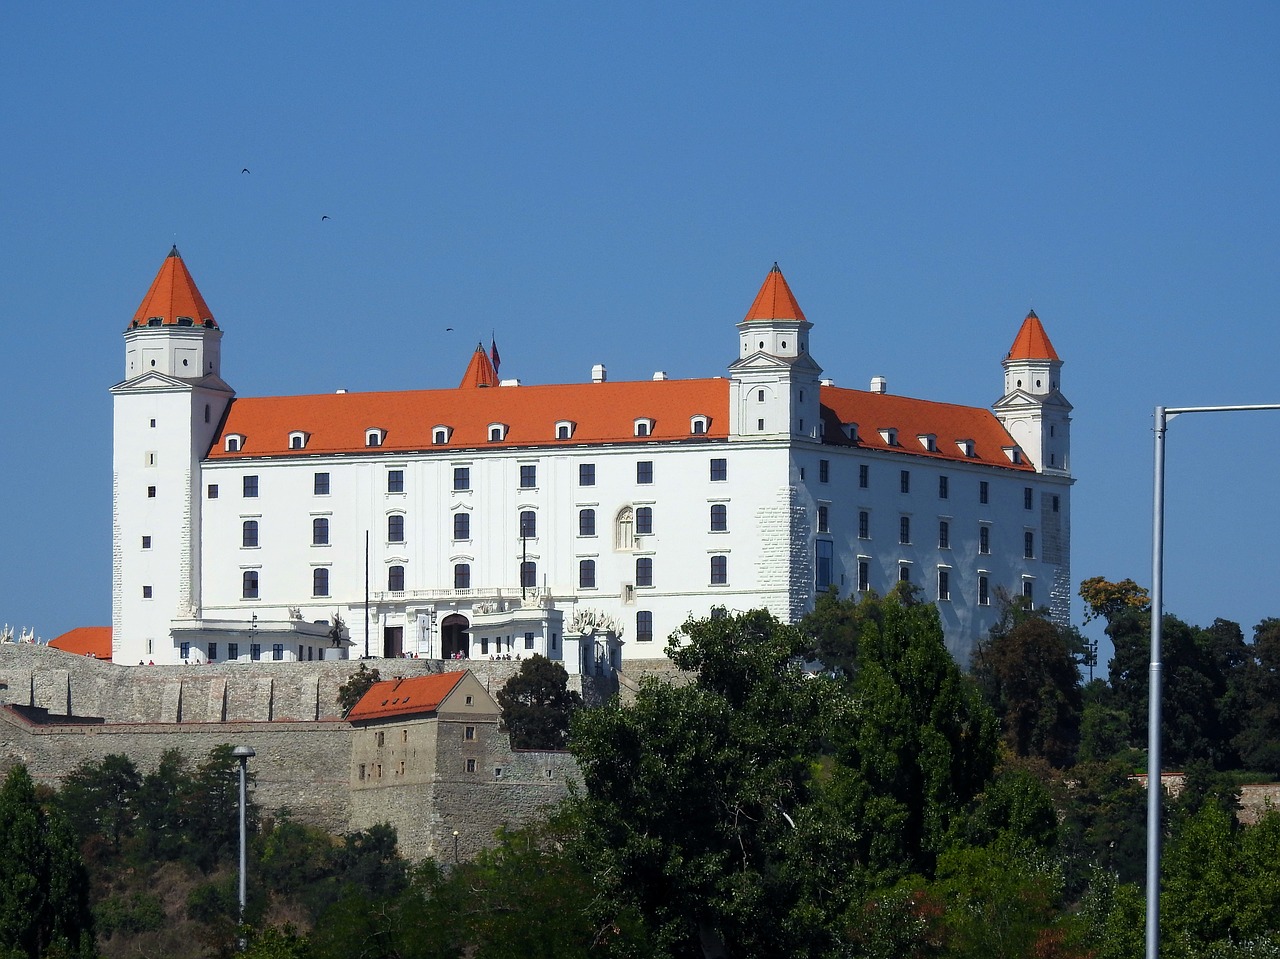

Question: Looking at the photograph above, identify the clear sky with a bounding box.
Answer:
[3,3,1278,671]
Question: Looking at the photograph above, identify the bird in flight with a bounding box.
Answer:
[241,168,250,174]
[445,327,454,332]
[321,215,330,221]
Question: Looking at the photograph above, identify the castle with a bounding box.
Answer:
[111,249,1073,668]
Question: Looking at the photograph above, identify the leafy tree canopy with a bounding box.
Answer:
[496,655,582,750]
[336,663,381,716]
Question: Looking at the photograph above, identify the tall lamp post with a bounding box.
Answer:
[1146,403,1280,959]
[232,745,256,948]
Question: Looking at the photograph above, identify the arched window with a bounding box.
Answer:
[242,520,259,548]
[615,507,635,551]
[313,517,329,545]
[579,509,596,537]
[365,428,384,447]
[635,557,653,587]
[387,565,405,592]
[710,504,727,532]
[519,510,537,539]
[579,559,596,589]
[242,570,259,599]
[387,514,405,543]
[453,513,470,540]
[636,507,653,536]
[520,561,537,588]
[454,563,470,589]
[313,568,329,597]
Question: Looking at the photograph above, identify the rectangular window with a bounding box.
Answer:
[579,508,596,536]
[859,464,869,489]
[524,632,535,650]
[819,459,830,483]
[1024,487,1034,510]
[243,475,258,498]
[858,560,869,592]
[520,464,537,488]
[207,642,217,661]
[710,554,727,585]
[579,463,595,486]
[314,472,330,495]
[388,514,405,542]
[710,503,727,532]
[454,563,470,589]
[636,461,653,484]
[636,506,653,536]
[453,467,470,491]
[453,512,470,540]
[242,570,259,599]
[180,642,190,660]
[899,516,911,544]
[388,565,405,591]
[938,569,950,601]
[579,559,596,588]
[387,470,404,494]
[1023,580,1034,604]
[520,561,537,588]
[899,564,911,583]
[312,517,329,545]
[251,643,261,661]
[147,485,156,498]
[313,567,329,597]
[938,520,950,549]
[979,480,989,505]
[1052,495,1060,513]
[208,484,219,499]
[816,540,833,591]
[858,510,870,539]
[635,557,653,587]
[142,585,152,599]
[900,470,910,494]
[817,505,829,533]
[519,510,537,538]
[141,535,152,549]
[465,726,475,741]
[979,526,990,555]
[636,610,654,642]
[466,759,476,773]
[710,458,727,482]
[1024,531,1035,559]
[242,520,259,548]
[939,475,949,499]
[228,643,239,660]
[272,644,283,661]
[979,575,990,606]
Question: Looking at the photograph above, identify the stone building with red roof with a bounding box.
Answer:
[109,252,1072,668]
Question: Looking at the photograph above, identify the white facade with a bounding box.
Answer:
[111,255,1073,668]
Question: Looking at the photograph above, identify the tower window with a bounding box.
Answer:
[147,486,157,498]
[817,505,829,533]
[979,575,990,606]
[636,506,653,535]
[1024,531,1035,559]
[858,510,869,539]
[579,509,596,537]
[711,503,727,531]
[899,516,911,544]
[979,526,990,554]
[938,569,950,601]
[579,463,595,486]
[636,461,653,484]
[314,472,330,495]
[858,560,869,592]
[939,476,949,499]
[819,459,829,483]
[242,520,259,548]
[636,610,654,642]
[387,514,405,542]
[141,536,151,549]
[313,568,329,597]
[453,512,470,540]
[387,469,404,493]
[579,559,596,589]
[453,467,470,491]
[938,521,949,549]
[635,557,653,587]
[388,565,405,591]
[520,465,537,488]
[900,470,910,494]
[980,481,989,505]
[710,555,727,585]
[312,517,329,546]
[520,510,537,539]
[242,571,259,599]
[859,464,869,489]
[520,561,537,588]
[454,563,471,589]
[243,475,258,498]
[710,458,727,481]
[1024,488,1034,510]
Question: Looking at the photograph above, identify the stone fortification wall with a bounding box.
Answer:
[0,707,353,834]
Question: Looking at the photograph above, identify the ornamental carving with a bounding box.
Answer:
[567,608,623,639]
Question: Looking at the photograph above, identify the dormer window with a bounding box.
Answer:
[288,431,309,450]
[365,428,385,448]
[634,418,655,438]
[488,423,508,442]
[1003,446,1024,464]
[918,434,937,453]
[432,426,452,446]
[690,415,709,435]
[225,434,244,453]
[555,420,576,441]
[177,316,194,327]
[956,439,976,458]
[845,423,859,442]
[878,428,898,447]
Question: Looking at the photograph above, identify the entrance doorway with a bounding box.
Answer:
[382,626,403,658]
[440,614,470,659]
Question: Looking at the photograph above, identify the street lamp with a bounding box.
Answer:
[231,745,256,947]
[452,829,460,863]
[1146,403,1280,959]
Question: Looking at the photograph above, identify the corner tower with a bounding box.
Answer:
[110,247,234,663]
[728,264,823,440]
[993,310,1071,475]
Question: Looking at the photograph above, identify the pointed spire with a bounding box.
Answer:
[743,262,807,323]
[129,247,217,330]
[459,342,498,388]
[1006,310,1059,361]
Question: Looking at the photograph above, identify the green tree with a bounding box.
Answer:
[336,663,381,716]
[1078,576,1150,624]
[496,655,582,750]
[0,765,95,958]
[971,610,1084,768]
[58,754,141,860]
[1235,618,1280,775]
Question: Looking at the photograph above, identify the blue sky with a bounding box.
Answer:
[3,3,1278,670]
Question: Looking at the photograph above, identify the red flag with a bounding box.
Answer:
[490,337,501,375]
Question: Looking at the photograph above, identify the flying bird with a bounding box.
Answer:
[445,327,454,332]
[321,215,330,221]
[241,168,250,174]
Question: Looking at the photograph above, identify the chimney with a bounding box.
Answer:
[652,371,668,381]
[591,364,607,383]
[335,388,348,394]
[870,376,887,394]
[820,378,834,387]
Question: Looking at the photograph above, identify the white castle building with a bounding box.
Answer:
[111,249,1072,669]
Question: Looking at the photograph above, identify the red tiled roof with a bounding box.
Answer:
[207,378,731,458]
[459,344,499,388]
[743,263,807,323]
[47,626,113,661]
[820,385,1035,470]
[129,246,217,331]
[1006,310,1059,361]
[347,672,466,721]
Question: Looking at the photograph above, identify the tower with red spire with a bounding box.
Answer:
[993,310,1071,476]
[110,247,235,663]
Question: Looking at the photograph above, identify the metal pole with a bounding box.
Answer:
[1146,407,1166,959]
[364,530,370,658]
[231,745,255,949]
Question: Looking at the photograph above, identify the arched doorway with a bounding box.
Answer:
[440,614,470,659]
